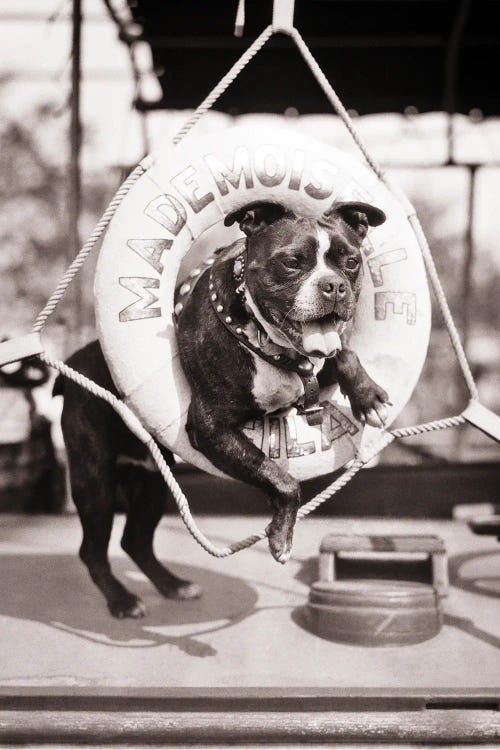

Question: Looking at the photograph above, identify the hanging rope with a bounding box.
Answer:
[289,28,384,181]
[18,21,483,558]
[32,164,146,333]
[32,25,275,333]
[287,26,478,401]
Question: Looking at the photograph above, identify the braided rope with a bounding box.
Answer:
[288,26,478,402]
[408,214,479,400]
[43,341,469,558]
[391,414,466,438]
[44,343,470,557]
[32,164,146,333]
[288,27,385,180]
[170,26,274,147]
[27,23,478,558]
[148,415,464,557]
[147,439,267,557]
[32,26,274,335]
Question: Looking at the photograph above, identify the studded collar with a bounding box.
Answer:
[174,252,323,424]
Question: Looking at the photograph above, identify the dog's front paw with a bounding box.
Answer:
[108,592,147,619]
[266,517,294,565]
[349,377,391,428]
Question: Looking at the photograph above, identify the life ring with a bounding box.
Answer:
[95,124,431,482]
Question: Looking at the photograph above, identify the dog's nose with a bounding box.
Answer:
[318,275,346,300]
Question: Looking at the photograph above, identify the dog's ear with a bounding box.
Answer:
[322,201,386,240]
[224,201,290,236]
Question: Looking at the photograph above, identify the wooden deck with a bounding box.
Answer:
[0,512,499,744]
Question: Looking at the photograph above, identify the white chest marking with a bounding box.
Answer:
[250,353,304,413]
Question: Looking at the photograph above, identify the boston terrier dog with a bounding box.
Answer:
[175,200,390,563]
[55,199,389,619]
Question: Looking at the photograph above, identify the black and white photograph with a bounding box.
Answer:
[0,0,499,745]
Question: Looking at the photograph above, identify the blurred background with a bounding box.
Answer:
[1,0,499,513]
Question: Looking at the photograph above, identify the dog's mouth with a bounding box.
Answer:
[268,308,347,359]
[299,312,345,358]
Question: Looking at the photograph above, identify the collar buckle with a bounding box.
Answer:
[296,403,324,426]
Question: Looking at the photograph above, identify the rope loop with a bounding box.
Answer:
[28,21,479,558]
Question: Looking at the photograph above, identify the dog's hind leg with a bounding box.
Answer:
[62,386,147,619]
[120,465,202,600]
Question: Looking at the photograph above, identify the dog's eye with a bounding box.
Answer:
[345,257,360,271]
[282,256,300,269]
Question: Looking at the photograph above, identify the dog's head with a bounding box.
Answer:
[224,200,386,358]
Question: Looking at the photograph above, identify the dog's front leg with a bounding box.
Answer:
[332,347,390,427]
[187,398,300,563]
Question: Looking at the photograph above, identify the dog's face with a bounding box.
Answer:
[224,200,386,358]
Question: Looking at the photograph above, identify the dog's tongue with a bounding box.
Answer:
[302,320,342,357]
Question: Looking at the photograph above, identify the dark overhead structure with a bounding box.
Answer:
[128,0,499,115]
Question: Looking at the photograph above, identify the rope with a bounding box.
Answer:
[408,214,479,400]
[148,413,464,557]
[391,414,465,438]
[31,26,274,334]
[288,27,385,180]
[170,25,273,147]
[25,21,479,558]
[287,26,478,402]
[43,337,469,558]
[32,164,146,333]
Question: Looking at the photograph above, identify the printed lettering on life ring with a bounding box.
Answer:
[95,125,431,481]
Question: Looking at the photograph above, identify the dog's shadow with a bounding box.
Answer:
[0,554,258,658]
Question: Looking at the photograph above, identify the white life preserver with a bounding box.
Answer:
[95,124,431,482]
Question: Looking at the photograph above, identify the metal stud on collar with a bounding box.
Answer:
[174,257,217,325]
[233,254,246,284]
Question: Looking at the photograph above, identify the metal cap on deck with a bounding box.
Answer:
[308,532,447,646]
[307,579,442,646]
